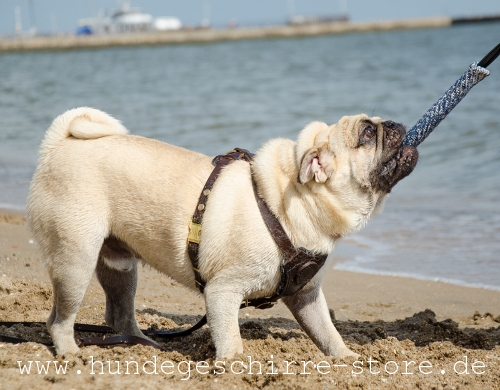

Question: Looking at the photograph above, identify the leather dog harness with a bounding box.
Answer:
[187,148,328,304]
[0,148,328,350]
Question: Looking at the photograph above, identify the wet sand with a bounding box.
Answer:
[1,209,499,389]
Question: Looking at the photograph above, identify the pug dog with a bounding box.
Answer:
[27,107,418,358]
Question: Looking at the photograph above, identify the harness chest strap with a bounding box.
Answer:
[187,148,328,307]
[187,149,255,295]
[251,178,328,297]
[186,154,235,293]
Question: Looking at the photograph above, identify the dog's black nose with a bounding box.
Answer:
[383,120,406,148]
[383,120,406,136]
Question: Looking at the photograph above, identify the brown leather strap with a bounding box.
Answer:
[251,178,296,259]
[0,316,207,351]
[187,159,232,292]
[188,147,328,301]
[186,149,280,309]
[143,315,207,337]
[0,334,51,346]
[251,177,328,297]
[187,148,254,293]
[78,335,165,350]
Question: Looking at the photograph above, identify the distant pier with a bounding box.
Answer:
[452,14,500,25]
[0,16,472,53]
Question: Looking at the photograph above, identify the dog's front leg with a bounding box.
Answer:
[204,282,244,358]
[282,285,359,358]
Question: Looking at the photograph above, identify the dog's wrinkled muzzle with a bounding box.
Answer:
[369,121,419,193]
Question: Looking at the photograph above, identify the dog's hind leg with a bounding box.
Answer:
[95,236,153,339]
[95,253,145,338]
[46,245,101,355]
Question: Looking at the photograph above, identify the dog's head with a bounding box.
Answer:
[296,114,418,195]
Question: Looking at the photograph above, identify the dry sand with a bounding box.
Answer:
[1,209,500,389]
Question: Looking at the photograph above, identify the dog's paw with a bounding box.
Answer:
[341,348,360,360]
[54,342,80,357]
[327,346,360,360]
[215,341,244,359]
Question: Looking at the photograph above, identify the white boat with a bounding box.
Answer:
[77,2,182,35]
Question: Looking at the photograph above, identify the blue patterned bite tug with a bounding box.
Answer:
[403,43,500,148]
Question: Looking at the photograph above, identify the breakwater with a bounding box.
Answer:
[0,17,451,53]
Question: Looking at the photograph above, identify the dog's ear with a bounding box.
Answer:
[298,144,335,184]
[295,122,335,184]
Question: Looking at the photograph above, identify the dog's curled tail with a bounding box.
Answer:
[40,107,128,155]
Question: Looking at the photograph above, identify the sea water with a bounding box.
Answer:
[1,23,499,289]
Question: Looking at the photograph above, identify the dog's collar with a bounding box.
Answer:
[187,148,328,308]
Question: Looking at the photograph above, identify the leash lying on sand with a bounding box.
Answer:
[0,319,208,351]
[1,43,499,352]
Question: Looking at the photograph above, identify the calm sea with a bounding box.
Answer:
[1,23,499,289]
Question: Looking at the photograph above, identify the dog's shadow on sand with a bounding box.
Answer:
[4,308,498,359]
[136,308,500,359]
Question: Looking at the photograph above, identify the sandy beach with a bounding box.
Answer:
[1,208,500,389]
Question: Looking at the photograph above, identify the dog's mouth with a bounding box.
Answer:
[367,120,419,193]
[370,144,419,193]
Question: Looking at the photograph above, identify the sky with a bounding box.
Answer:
[1,0,500,36]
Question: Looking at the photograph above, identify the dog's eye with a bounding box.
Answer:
[363,126,376,140]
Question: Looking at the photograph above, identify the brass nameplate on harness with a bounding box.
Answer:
[188,222,202,244]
